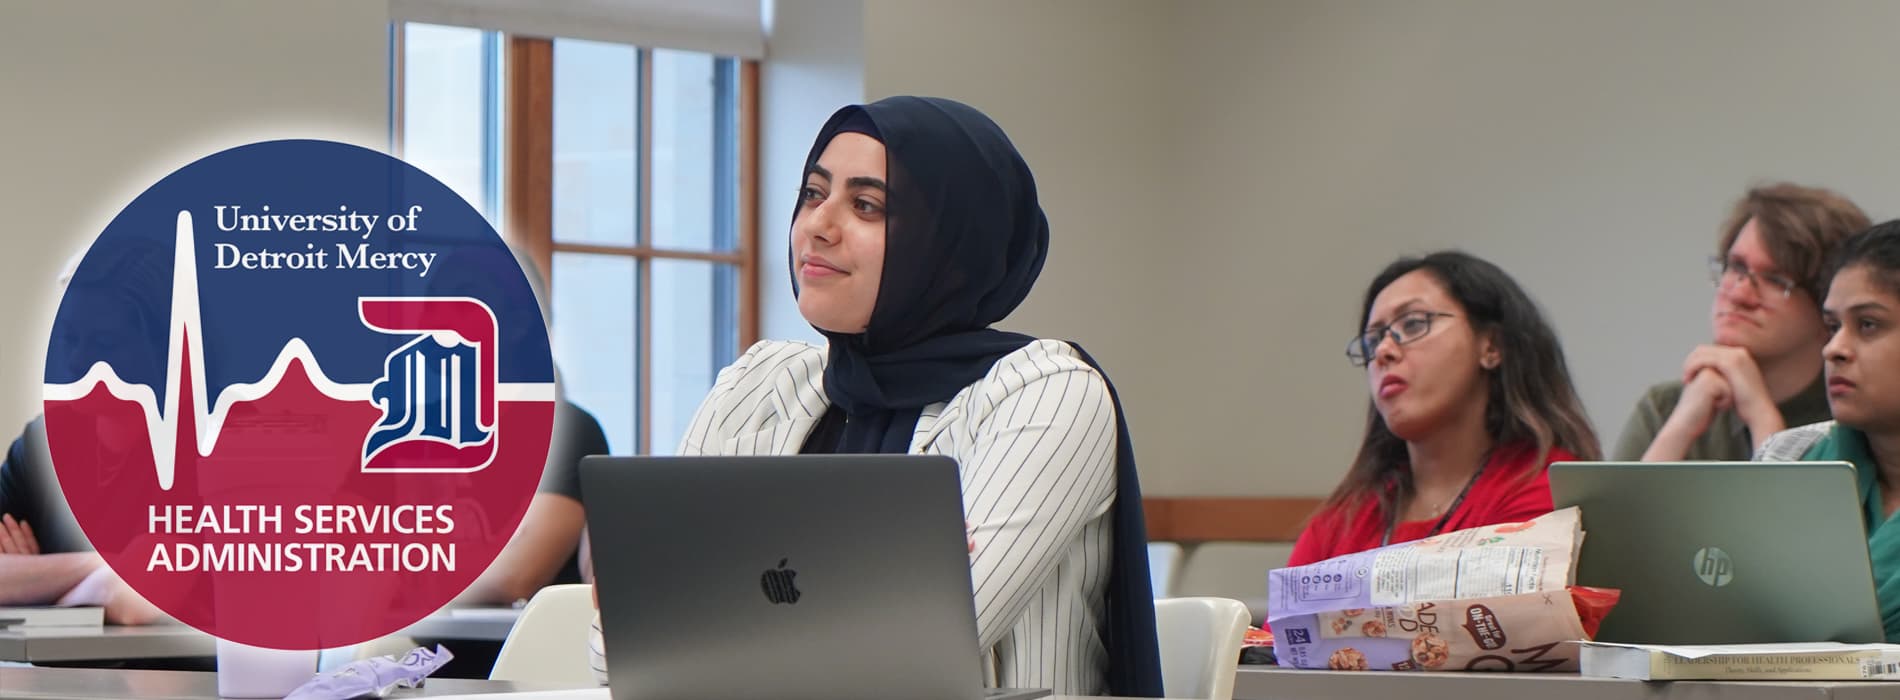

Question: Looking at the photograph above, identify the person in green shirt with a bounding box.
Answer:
[1757,220,1900,642]
[1616,184,1868,461]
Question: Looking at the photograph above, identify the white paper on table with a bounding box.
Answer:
[445,607,523,621]
[416,689,608,700]
[1576,641,1900,660]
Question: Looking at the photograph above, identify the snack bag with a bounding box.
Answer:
[1238,627,1277,665]
[1274,588,1605,672]
[1267,508,1617,672]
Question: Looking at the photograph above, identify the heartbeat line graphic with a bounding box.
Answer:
[41,211,553,491]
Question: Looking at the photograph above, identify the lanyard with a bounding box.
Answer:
[1381,451,1490,548]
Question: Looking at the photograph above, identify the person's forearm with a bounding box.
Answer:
[452,494,584,605]
[1737,402,1787,453]
[1640,422,1697,462]
[0,553,102,605]
[455,566,549,605]
[1746,417,1786,453]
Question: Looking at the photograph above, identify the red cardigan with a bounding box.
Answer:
[1286,444,1572,569]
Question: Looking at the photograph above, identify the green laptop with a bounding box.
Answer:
[1550,461,1885,644]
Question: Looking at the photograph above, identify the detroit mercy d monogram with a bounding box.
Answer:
[42,140,555,649]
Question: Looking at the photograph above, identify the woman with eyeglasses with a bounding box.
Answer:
[1286,251,1601,568]
[1613,184,1867,462]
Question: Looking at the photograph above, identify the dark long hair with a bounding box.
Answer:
[1323,251,1601,516]
[1824,220,1900,300]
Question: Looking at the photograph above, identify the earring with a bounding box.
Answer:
[1482,357,1499,370]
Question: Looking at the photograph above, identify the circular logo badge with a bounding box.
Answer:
[43,140,555,650]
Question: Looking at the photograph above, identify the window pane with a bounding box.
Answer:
[651,50,736,252]
[403,24,491,218]
[650,259,739,454]
[553,253,637,455]
[553,39,638,247]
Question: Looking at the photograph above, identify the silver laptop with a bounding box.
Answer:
[579,455,1050,700]
[1549,461,1885,644]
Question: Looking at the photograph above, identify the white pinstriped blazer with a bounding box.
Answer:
[590,338,1119,694]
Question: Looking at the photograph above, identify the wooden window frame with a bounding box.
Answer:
[501,35,761,455]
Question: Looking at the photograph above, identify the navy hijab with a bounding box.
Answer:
[792,96,1163,697]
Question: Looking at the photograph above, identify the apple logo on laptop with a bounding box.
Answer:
[762,558,802,604]
[1693,547,1733,587]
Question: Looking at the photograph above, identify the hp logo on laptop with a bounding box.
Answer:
[1693,547,1733,587]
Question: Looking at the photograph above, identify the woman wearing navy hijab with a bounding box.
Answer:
[589,96,1162,696]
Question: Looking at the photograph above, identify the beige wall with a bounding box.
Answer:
[860,0,1191,487]
[761,0,864,344]
[0,0,390,435]
[10,1,1900,500]
[1161,0,1900,494]
[861,0,1900,496]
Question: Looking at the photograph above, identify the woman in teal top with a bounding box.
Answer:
[1757,219,1900,642]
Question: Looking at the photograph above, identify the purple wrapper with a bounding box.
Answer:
[283,645,454,700]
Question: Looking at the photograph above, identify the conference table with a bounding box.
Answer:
[397,607,522,642]
[0,666,576,698]
[0,625,213,664]
[1235,666,1900,699]
[0,603,524,665]
[0,667,1152,699]
[11,664,1900,699]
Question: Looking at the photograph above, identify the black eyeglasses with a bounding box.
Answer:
[1708,257,1797,301]
[1346,310,1456,367]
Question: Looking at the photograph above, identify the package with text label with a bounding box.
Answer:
[1268,508,1621,672]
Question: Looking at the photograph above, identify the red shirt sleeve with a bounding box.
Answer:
[1287,499,1389,569]
[1275,505,1355,631]
[1485,467,1555,523]
[1286,508,1337,569]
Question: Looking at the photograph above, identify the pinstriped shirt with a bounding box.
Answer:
[590,338,1119,694]
[1755,420,1834,461]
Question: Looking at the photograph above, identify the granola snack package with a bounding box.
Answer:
[1268,508,1616,672]
[1270,589,1611,672]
